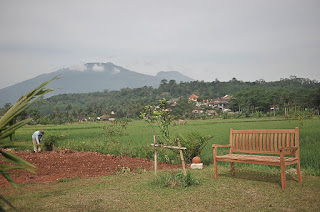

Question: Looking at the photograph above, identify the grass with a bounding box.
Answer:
[2,117,320,211]
[9,117,320,175]
[150,170,200,188]
[1,166,319,211]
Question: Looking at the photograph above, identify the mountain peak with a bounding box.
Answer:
[0,63,194,105]
[84,62,120,73]
[156,71,194,82]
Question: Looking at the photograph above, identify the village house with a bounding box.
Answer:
[208,95,231,110]
[98,114,110,121]
[189,94,232,115]
[189,94,203,107]
[189,94,199,102]
[98,111,117,121]
[206,110,217,116]
[192,108,204,114]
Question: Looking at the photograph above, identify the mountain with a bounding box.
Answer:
[0,62,194,106]
[156,71,194,83]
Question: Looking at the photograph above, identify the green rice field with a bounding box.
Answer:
[10,117,320,175]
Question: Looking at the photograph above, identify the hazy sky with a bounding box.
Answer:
[1,0,320,89]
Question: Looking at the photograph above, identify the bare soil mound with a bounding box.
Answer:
[0,149,188,187]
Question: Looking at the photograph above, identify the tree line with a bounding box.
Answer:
[0,76,319,124]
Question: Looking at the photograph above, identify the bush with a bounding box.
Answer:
[221,112,229,119]
[151,170,199,188]
[177,132,213,163]
[250,111,264,118]
[43,134,60,151]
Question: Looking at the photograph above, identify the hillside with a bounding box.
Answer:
[0,62,194,106]
[17,76,318,123]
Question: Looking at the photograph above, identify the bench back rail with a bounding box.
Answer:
[230,127,299,155]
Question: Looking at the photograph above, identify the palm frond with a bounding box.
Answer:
[0,76,57,190]
[0,151,36,168]
[0,141,33,149]
[0,194,18,211]
[0,119,31,140]
[0,171,19,189]
[0,76,58,131]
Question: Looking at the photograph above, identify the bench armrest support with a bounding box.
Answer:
[280,146,298,155]
[212,144,232,156]
[212,144,231,148]
[279,146,298,151]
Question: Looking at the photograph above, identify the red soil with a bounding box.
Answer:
[0,149,188,187]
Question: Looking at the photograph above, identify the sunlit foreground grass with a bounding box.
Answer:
[1,166,319,211]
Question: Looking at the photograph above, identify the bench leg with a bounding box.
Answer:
[296,161,302,184]
[214,158,218,178]
[280,153,287,189]
[213,148,218,178]
[231,162,235,176]
[280,164,286,189]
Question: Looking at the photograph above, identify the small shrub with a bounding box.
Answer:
[43,134,61,151]
[115,166,131,175]
[56,176,80,183]
[136,166,147,174]
[119,117,133,122]
[151,170,199,188]
[221,112,229,119]
[177,132,213,163]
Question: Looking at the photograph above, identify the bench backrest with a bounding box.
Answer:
[229,127,299,155]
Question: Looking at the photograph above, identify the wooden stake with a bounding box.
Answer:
[152,136,187,176]
[151,144,186,150]
[153,135,157,175]
[177,138,187,176]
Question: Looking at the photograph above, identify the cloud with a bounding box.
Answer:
[0,0,320,88]
[69,64,87,71]
[112,68,120,74]
[92,64,104,72]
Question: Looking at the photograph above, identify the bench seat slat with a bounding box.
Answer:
[232,150,281,154]
[216,154,298,166]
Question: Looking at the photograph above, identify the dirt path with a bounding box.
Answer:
[0,149,188,187]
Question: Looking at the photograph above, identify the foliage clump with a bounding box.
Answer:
[43,134,62,151]
[151,170,200,188]
[140,98,172,143]
[102,119,130,167]
[177,133,213,163]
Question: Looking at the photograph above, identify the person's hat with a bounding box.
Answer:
[39,130,44,135]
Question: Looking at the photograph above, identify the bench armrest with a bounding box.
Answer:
[212,144,231,159]
[212,144,231,148]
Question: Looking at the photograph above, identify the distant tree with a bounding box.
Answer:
[22,76,320,119]
[160,79,168,86]
[3,103,12,112]
[29,108,40,123]
[140,98,172,142]
[65,104,72,111]
[172,97,195,118]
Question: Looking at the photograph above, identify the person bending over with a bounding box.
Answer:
[32,130,44,152]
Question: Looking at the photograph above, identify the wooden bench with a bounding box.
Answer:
[212,127,302,189]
